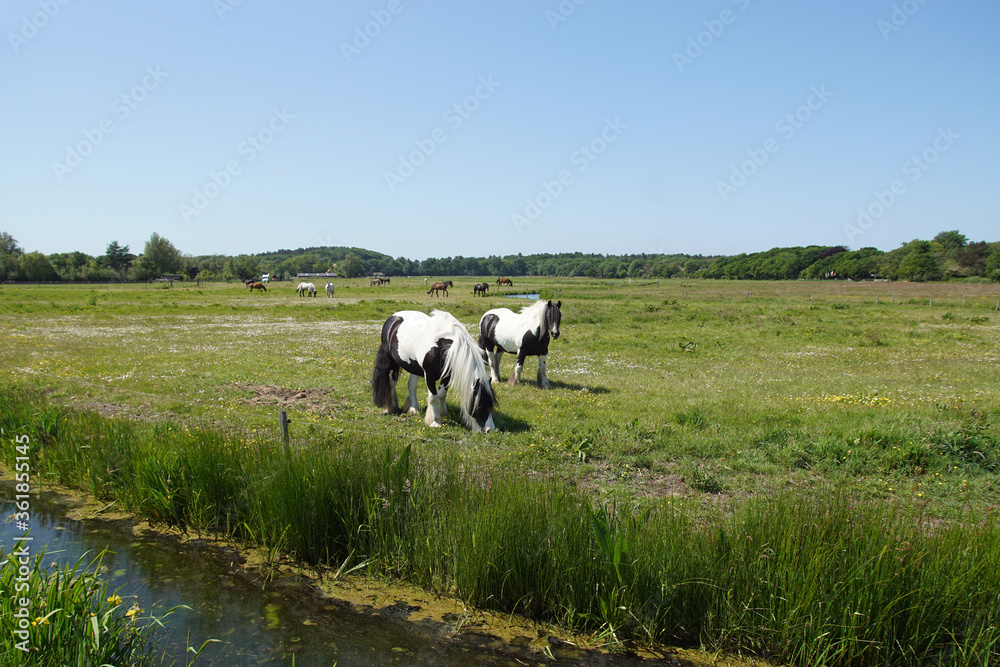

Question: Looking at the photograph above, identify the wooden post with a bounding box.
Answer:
[930,298,933,307]
[279,411,291,452]
[876,295,879,305]
[892,293,895,304]
[963,294,966,306]
[995,300,999,312]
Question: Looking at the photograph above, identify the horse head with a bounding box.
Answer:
[544,300,562,340]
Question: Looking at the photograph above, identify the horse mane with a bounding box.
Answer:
[515,299,549,337]
[431,310,495,429]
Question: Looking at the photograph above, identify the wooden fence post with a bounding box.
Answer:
[279,411,291,452]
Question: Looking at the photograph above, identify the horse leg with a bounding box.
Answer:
[486,349,503,384]
[437,385,448,416]
[508,350,526,386]
[403,374,420,414]
[536,354,550,389]
[424,378,442,427]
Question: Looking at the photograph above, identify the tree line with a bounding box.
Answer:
[2,230,998,283]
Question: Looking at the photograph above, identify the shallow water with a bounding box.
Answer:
[0,481,593,666]
[503,293,541,300]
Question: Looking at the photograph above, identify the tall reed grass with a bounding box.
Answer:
[2,383,998,666]
[0,548,179,666]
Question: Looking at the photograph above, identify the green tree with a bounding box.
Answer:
[228,255,260,281]
[49,251,92,281]
[19,252,59,281]
[985,251,1000,282]
[897,241,942,282]
[1,232,24,280]
[142,233,183,277]
[339,253,364,278]
[104,241,134,277]
[933,230,967,251]
[1,231,22,257]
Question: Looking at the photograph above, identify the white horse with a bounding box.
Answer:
[296,282,316,297]
[478,299,561,389]
[325,282,335,297]
[372,310,496,432]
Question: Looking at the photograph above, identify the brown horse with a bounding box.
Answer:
[497,277,513,287]
[427,280,453,297]
[248,282,267,292]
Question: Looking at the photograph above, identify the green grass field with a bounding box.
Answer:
[2,277,999,665]
[2,277,998,516]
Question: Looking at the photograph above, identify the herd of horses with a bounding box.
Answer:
[372,298,562,434]
[246,277,517,300]
[238,276,556,434]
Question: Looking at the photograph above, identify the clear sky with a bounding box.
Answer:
[3,1,997,260]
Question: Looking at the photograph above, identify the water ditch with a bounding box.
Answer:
[1,480,674,666]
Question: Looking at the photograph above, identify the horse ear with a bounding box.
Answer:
[556,300,561,309]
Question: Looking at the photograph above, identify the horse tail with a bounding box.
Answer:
[441,319,495,430]
[372,341,398,409]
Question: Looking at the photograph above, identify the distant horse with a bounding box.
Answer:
[248,282,267,292]
[372,309,496,432]
[497,278,513,287]
[325,282,335,297]
[296,282,317,297]
[473,282,490,296]
[427,280,453,297]
[382,277,390,284]
[371,278,381,286]
[479,299,562,389]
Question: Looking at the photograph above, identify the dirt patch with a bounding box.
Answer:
[234,383,334,413]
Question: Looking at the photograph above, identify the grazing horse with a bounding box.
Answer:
[248,282,267,292]
[479,299,562,389]
[427,280,453,297]
[497,277,513,287]
[296,282,317,297]
[371,278,381,286]
[325,282,335,297]
[372,309,496,432]
[473,282,490,296]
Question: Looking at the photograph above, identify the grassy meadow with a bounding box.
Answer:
[2,277,999,664]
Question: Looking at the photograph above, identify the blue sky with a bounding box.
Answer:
[3,1,997,260]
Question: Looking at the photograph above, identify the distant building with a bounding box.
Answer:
[296,272,338,278]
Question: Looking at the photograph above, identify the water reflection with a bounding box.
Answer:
[1,482,592,666]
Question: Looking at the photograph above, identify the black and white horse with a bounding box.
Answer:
[478,300,561,389]
[373,310,496,432]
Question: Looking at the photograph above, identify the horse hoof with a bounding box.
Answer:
[507,378,517,387]
[406,407,418,415]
